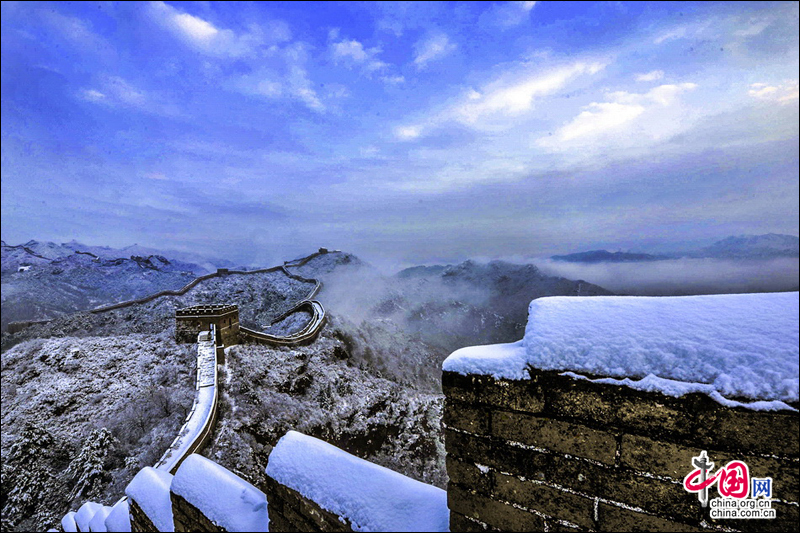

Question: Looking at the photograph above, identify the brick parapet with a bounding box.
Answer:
[128,499,159,533]
[170,492,226,532]
[443,369,800,532]
[263,475,353,532]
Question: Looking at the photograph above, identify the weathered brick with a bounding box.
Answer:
[281,502,318,532]
[493,472,594,529]
[128,499,159,533]
[621,434,799,502]
[446,456,493,495]
[493,410,616,465]
[696,407,800,458]
[448,484,545,532]
[443,371,545,413]
[488,442,607,495]
[596,503,703,532]
[543,379,698,439]
[449,511,489,532]
[445,399,491,435]
[265,475,352,531]
[599,471,701,524]
[170,492,225,531]
[445,428,493,465]
[546,520,584,531]
[267,512,294,533]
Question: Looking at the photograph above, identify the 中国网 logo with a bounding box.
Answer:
[683,451,776,520]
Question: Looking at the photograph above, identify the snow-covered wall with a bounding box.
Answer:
[153,330,219,474]
[442,293,799,531]
[444,292,799,408]
[265,431,449,532]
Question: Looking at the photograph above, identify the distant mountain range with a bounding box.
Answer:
[0,240,212,330]
[552,234,799,263]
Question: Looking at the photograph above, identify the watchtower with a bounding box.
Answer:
[175,304,239,346]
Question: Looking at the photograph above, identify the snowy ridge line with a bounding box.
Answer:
[153,327,219,475]
[86,250,337,314]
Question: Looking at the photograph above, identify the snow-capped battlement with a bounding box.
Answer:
[444,292,799,407]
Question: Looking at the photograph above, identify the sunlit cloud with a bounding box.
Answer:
[148,1,278,58]
[413,33,456,69]
[455,61,606,124]
[748,81,799,104]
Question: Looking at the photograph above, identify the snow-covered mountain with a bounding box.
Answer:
[1,241,211,331]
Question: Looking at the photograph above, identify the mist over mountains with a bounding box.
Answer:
[542,234,799,296]
[551,233,799,263]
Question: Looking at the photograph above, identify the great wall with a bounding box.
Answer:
[37,254,800,532]
[59,249,336,532]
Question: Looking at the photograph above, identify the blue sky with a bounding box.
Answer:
[2,1,798,268]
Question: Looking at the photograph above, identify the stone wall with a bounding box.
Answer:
[264,476,353,532]
[128,499,157,532]
[443,368,799,532]
[170,492,224,532]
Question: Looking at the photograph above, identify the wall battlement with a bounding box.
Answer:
[175,304,239,346]
[443,368,799,532]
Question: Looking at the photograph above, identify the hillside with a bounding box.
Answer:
[1,240,208,331]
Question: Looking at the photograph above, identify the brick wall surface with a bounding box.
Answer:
[443,369,799,533]
[170,492,225,532]
[263,475,353,532]
[128,499,159,533]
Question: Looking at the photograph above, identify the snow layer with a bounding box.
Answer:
[171,454,268,532]
[443,292,799,406]
[266,431,449,532]
[104,498,131,532]
[74,501,103,532]
[61,511,77,533]
[125,467,175,532]
[88,505,112,532]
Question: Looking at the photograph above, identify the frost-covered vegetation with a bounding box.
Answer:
[0,333,195,531]
[207,320,446,493]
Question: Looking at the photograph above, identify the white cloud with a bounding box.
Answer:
[456,62,606,123]
[149,1,279,58]
[539,82,698,147]
[481,1,537,29]
[748,81,799,104]
[636,70,664,82]
[236,43,325,112]
[381,75,405,85]
[78,76,180,116]
[413,33,456,69]
[172,11,218,41]
[557,102,646,141]
[330,38,387,72]
[80,89,106,102]
[395,125,422,140]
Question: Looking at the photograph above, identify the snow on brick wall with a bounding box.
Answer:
[266,431,449,532]
[125,467,174,532]
[171,454,268,532]
[444,292,799,408]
